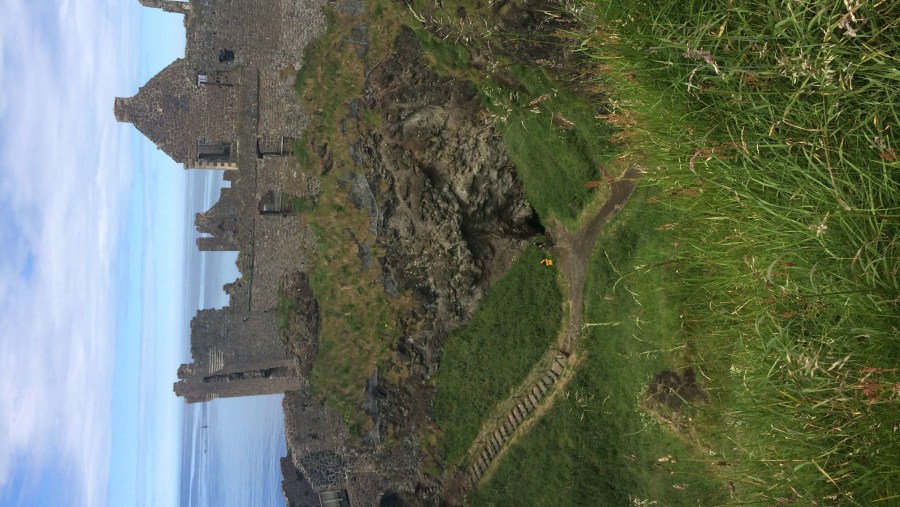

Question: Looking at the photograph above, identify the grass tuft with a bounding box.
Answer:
[434,246,563,467]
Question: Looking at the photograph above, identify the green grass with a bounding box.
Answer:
[475,0,899,504]
[471,0,899,504]
[411,20,615,226]
[293,136,313,170]
[433,246,563,467]
[275,284,294,332]
[415,29,473,77]
[474,191,729,505]
[285,0,897,501]
[485,65,615,226]
[305,214,413,434]
[288,2,419,432]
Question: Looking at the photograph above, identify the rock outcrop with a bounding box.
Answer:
[363,26,542,358]
[282,25,543,505]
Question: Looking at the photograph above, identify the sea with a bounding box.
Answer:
[178,171,287,507]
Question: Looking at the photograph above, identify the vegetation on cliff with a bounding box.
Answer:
[287,4,418,433]
[283,0,898,503]
[433,245,562,467]
[481,0,899,504]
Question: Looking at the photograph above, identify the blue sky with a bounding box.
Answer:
[0,1,188,505]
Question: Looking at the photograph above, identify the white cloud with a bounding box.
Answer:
[0,0,137,505]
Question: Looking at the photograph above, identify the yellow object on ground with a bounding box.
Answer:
[539,258,554,267]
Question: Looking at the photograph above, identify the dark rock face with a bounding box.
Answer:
[379,491,412,507]
[285,24,545,507]
[301,25,542,504]
[363,26,541,343]
[646,367,708,410]
[301,450,347,490]
[280,453,321,507]
[280,272,320,375]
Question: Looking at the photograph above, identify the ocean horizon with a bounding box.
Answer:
[179,171,287,507]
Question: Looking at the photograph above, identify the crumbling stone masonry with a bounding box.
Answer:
[115,0,326,402]
[115,1,356,503]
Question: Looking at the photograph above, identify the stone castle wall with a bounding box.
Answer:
[118,0,355,502]
[250,215,315,311]
[188,308,287,366]
[116,0,328,402]
[283,392,349,492]
[256,155,317,198]
[116,59,241,163]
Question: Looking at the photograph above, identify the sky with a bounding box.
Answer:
[0,0,140,504]
[0,1,196,505]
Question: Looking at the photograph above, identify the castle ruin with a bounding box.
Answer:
[115,0,327,404]
[117,2,416,503]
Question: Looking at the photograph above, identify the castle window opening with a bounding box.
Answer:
[259,190,286,215]
[259,191,305,215]
[197,141,232,162]
[218,49,235,63]
[197,70,235,87]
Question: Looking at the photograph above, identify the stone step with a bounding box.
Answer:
[542,374,555,388]
[494,429,504,444]
[500,422,510,437]
[528,392,540,408]
[550,363,562,377]
[551,361,564,376]
[522,400,532,413]
[536,382,548,396]
[522,396,534,411]
[515,403,527,420]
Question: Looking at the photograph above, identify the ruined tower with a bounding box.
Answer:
[116,0,327,404]
[172,308,303,403]
[116,0,367,502]
[113,59,241,169]
[138,0,192,15]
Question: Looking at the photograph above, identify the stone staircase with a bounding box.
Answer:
[318,490,350,507]
[464,351,569,489]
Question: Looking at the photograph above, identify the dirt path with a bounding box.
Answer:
[552,165,641,352]
[452,167,640,498]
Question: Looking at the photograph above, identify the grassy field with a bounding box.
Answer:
[288,0,897,502]
[477,0,898,504]
[487,64,616,226]
[289,0,621,433]
[474,190,728,505]
[432,246,563,467]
